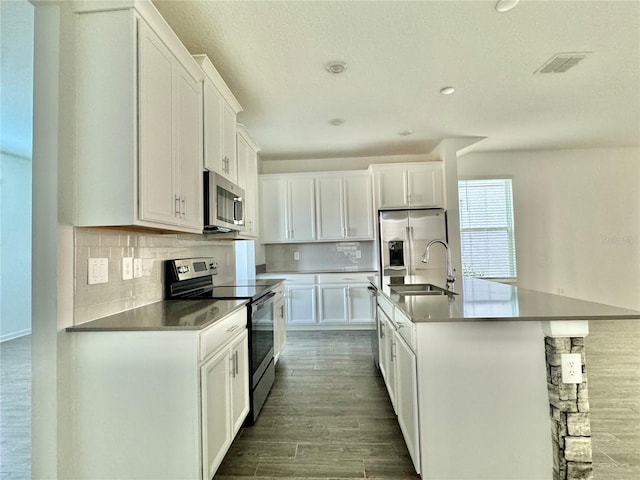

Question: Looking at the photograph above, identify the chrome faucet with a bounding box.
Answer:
[421,239,456,287]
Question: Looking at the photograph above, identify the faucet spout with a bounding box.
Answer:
[421,239,456,287]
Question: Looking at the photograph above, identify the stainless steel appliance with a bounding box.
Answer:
[378,209,448,276]
[165,258,277,425]
[203,171,245,232]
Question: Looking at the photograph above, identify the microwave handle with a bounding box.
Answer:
[233,196,244,225]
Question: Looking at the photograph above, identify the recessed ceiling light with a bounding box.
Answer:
[440,86,455,95]
[329,118,345,126]
[326,62,348,74]
[398,130,414,137]
[495,0,520,13]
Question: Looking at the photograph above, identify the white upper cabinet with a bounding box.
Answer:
[371,162,444,209]
[259,175,316,243]
[315,172,374,241]
[74,4,203,234]
[194,54,243,183]
[236,125,261,238]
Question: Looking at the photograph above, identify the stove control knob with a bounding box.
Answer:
[177,265,190,274]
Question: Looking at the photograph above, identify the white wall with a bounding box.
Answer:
[0,152,32,341]
[458,147,640,310]
[0,0,34,342]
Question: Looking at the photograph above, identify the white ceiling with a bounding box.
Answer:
[154,0,640,161]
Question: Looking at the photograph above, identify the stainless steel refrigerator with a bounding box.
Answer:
[378,209,448,276]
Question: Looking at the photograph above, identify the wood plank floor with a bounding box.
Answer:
[215,331,420,480]
[0,335,31,480]
[0,322,638,479]
[586,319,640,480]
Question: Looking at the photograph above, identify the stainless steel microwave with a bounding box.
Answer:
[203,171,245,232]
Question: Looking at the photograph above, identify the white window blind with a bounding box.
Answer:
[458,179,517,279]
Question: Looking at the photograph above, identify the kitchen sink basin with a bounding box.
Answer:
[389,283,457,296]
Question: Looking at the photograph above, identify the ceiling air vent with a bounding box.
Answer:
[535,52,591,74]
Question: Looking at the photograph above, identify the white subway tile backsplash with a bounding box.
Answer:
[265,241,377,272]
[73,227,236,325]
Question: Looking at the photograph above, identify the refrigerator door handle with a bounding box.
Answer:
[406,226,413,276]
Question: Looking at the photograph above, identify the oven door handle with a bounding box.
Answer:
[253,291,277,310]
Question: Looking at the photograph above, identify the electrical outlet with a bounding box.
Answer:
[561,353,583,383]
[122,257,133,280]
[294,251,300,261]
[133,258,143,278]
[356,250,361,259]
[88,258,109,285]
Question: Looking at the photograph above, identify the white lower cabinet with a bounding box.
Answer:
[286,284,318,326]
[348,285,376,324]
[377,296,420,475]
[394,330,421,474]
[259,274,376,330]
[71,306,248,480]
[201,329,249,480]
[318,284,349,325]
[379,309,397,412]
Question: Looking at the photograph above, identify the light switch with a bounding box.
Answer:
[133,258,143,278]
[88,258,109,285]
[122,257,133,280]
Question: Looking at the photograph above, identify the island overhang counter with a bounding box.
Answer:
[368,274,640,480]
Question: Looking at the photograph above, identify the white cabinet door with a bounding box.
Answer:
[316,176,344,240]
[376,167,408,209]
[245,147,259,236]
[138,22,176,226]
[286,285,317,325]
[260,175,316,243]
[343,174,374,239]
[347,285,375,324]
[288,177,316,241]
[202,79,224,175]
[318,285,348,324]
[373,163,444,209]
[237,127,260,237]
[377,307,388,380]
[175,63,203,231]
[236,132,249,190]
[201,346,232,480]
[315,173,374,241]
[406,163,443,207]
[394,331,421,474]
[221,101,238,182]
[230,330,250,435]
[260,177,288,242]
[196,54,242,182]
[381,313,397,412]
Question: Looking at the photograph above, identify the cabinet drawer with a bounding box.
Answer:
[200,307,247,362]
[394,309,416,351]
[377,294,395,320]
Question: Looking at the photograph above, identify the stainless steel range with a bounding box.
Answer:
[165,258,278,425]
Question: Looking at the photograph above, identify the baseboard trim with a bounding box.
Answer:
[0,328,32,343]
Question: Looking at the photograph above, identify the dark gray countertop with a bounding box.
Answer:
[66,299,247,331]
[370,273,640,322]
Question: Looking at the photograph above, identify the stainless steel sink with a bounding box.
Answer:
[389,283,457,296]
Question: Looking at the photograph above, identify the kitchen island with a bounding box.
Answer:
[369,274,640,480]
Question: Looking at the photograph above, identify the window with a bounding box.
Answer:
[458,178,517,279]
